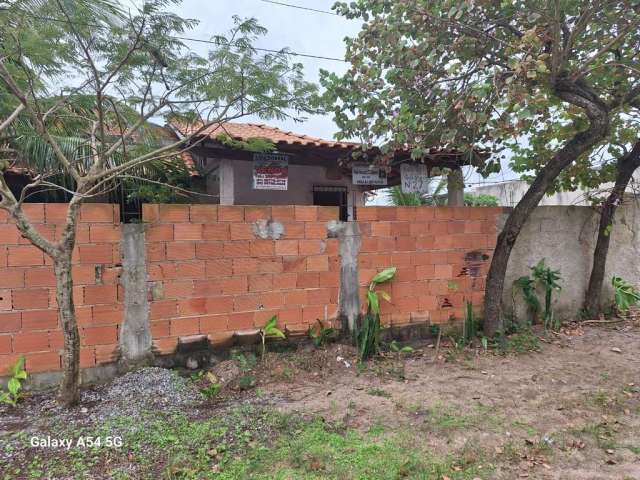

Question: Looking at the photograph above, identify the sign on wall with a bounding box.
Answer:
[252,153,289,190]
[352,163,387,186]
[400,163,430,193]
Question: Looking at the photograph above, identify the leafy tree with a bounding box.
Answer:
[323,0,640,335]
[464,193,499,207]
[0,0,317,406]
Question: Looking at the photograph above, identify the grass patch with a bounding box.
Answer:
[367,388,392,398]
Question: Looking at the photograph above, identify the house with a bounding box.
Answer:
[171,121,483,220]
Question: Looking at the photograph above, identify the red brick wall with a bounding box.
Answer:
[357,206,502,326]
[142,204,341,355]
[0,204,122,374]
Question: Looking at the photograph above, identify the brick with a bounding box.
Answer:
[25,267,56,287]
[83,285,117,305]
[317,206,339,221]
[273,272,298,289]
[224,241,251,258]
[0,209,8,223]
[230,223,254,240]
[281,222,305,239]
[325,239,339,256]
[396,207,418,221]
[203,224,230,240]
[356,207,378,221]
[77,245,113,264]
[146,224,174,242]
[174,223,203,241]
[275,239,298,256]
[190,205,218,223]
[174,262,205,279]
[191,280,220,297]
[229,312,254,329]
[150,300,177,320]
[205,296,234,314]
[25,352,61,372]
[21,204,45,223]
[250,240,274,257]
[306,255,329,272]
[12,288,49,310]
[303,306,325,323]
[8,245,44,266]
[297,272,319,288]
[0,335,11,354]
[22,310,58,330]
[294,206,317,221]
[271,206,295,220]
[14,332,49,352]
[147,243,166,262]
[170,317,200,336]
[284,290,307,305]
[153,337,178,354]
[80,204,115,223]
[218,206,244,222]
[377,207,398,221]
[199,314,228,333]
[0,312,21,332]
[278,308,302,324]
[166,242,196,260]
[48,331,63,349]
[307,288,331,305]
[206,259,233,277]
[92,305,123,325]
[195,242,223,259]
[244,206,271,221]
[282,257,305,273]
[371,222,392,237]
[233,293,261,312]
[95,344,118,364]
[258,258,283,274]
[0,268,24,288]
[82,326,118,345]
[44,204,68,224]
[318,271,339,288]
[220,277,248,295]
[304,222,326,239]
[142,204,160,223]
[178,298,207,316]
[151,320,171,338]
[79,347,96,368]
[0,224,20,244]
[75,224,90,243]
[89,224,121,243]
[253,309,280,327]
[248,274,273,292]
[158,204,190,222]
[299,239,322,255]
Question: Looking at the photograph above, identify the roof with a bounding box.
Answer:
[173,121,358,150]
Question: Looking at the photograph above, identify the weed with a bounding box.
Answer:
[514,259,562,330]
[367,388,391,398]
[307,320,336,347]
[260,315,286,360]
[495,326,540,355]
[612,276,640,314]
[200,383,222,399]
[0,356,27,407]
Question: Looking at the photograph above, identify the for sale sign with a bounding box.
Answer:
[253,153,288,190]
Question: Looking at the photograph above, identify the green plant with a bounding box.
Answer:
[0,356,28,407]
[514,259,562,331]
[355,267,396,362]
[260,316,286,360]
[462,300,477,344]
[201,383,222,399]
[389,340,414,354]
[307,320,335,347]
[611,276,640,314]
[463,193,499,207]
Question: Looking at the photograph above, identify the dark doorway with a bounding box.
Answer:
[313,186,348,221]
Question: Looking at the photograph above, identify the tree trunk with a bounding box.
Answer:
[54,253,81,406]
[483,82,610,336]
[583,141,640,317]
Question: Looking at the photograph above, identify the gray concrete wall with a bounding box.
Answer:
[503,204,640,321]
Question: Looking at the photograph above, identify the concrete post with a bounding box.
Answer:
[120,224,152,364]
[219,159,235,205]
[447,168,465,206]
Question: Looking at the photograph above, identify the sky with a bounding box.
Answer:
[158,0,518,198]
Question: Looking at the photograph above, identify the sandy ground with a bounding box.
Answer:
[256,324,640,480]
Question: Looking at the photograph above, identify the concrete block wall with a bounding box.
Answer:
[0,204,122,374]
[142,204,342,355]
[356,206,502,326]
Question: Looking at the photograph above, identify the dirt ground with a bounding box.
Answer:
[254,323,640,480]
[1,322,639,479]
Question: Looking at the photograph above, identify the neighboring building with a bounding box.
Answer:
[469,177,640,207]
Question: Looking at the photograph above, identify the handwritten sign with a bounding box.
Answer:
[352,163,387,186]
[400,163,430,193]
[253,153,288,190]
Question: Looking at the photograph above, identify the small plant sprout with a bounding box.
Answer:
[260,315,286,360]
[514,259,562,331]
[0,356,28,407]
[307,320,335,347]
[611,276,640,314]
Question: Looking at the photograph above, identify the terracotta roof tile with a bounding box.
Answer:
[174,121,357,150]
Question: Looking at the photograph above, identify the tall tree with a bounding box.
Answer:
[0,0,317,406]
[322,0,640,335]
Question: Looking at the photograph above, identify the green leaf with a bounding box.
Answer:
[367,290,380,315]
[7,378,21,396]
[371,267,397,286]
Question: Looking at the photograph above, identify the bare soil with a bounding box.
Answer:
[252,324,640,479]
